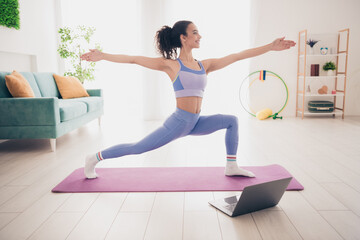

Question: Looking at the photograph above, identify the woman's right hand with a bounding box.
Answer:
[81,49,103,62]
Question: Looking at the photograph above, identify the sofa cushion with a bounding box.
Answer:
[76,97,103,112]
[33,72,61,98]
[5,71,35,98]
[58,99,87,122]
[53,74,89,99]
[20,72,41,97]
[20,72,42,97]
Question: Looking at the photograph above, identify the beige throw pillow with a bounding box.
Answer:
[53,74,89,99]
[5,70,35,98]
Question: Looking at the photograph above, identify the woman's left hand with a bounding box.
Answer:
[271,37,296,51]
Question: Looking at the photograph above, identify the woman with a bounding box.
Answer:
[81,20,295,179]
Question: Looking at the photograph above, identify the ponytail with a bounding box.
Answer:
[155,20,192,59]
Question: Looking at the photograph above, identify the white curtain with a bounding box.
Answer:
[60,0,250,122]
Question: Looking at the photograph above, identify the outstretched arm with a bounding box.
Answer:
[202,37,296,74]
[80,49,168,71]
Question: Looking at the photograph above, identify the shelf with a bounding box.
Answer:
[299,54,341,58]
[297,109,343,116]
[297,76,345,79]
[307,32,338,36]
[298,93,344,97]
[300,32,338,37]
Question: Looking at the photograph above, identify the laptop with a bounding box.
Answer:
[209,177,292,217]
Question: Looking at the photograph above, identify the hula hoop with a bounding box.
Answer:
[239,70,289,118]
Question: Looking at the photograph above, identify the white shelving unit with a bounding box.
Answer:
[297,109,344,116]
[299,54,339,58]
[298,93,344,97]
[296,29,349,119]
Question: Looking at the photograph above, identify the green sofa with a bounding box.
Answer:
[0,72,103,151]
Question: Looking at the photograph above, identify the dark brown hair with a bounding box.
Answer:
[155,20,192,59]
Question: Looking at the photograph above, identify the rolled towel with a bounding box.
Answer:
[256,108,272,120]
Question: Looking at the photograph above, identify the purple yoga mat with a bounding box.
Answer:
[52,164,303,193]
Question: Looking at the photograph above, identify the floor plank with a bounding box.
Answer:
[183,211,222,240]
[279,191,343,239]
[0,186,26,206]
[0,213,19,230]
[144,192,184,240]
[27,212,83,240]
[105,212,150,240]
[120,192,156,212]
[252,210,302,240]
[322,183,360,216]
[217,211,262,240]
[66,193,126,240]
[57,193,99,212]
[320,211,360,240]
[0,193,70,240]
[276,161,348,211]
[184,191,215,212]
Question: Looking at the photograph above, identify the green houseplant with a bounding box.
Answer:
[0,0,20,29]
[57,26,101,84]
[322,61,336,76]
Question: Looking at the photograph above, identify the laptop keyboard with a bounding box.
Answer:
[224,203,237,211]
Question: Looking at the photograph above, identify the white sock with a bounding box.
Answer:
[84,153,99,179]
[225,155,255,177]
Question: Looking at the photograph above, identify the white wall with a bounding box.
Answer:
[60,0,143,123]
[249,0,360,116]
[0,0,60,72]
[160,0,251,118]
[140,0,169,120]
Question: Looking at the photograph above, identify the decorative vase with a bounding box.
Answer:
[309,48,314,54]
[306,85,311,93]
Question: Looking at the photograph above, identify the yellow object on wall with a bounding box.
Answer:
[256,108,272,120]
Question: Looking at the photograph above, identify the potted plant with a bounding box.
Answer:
[306,39,319,54]
[322,61,336,76]
[57,25,101,84]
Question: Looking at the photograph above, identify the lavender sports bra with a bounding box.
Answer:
[172,58,207,98]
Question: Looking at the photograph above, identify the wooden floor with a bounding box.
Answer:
[0,114,360,240]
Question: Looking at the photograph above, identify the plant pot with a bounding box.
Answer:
[326,70,335,76]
